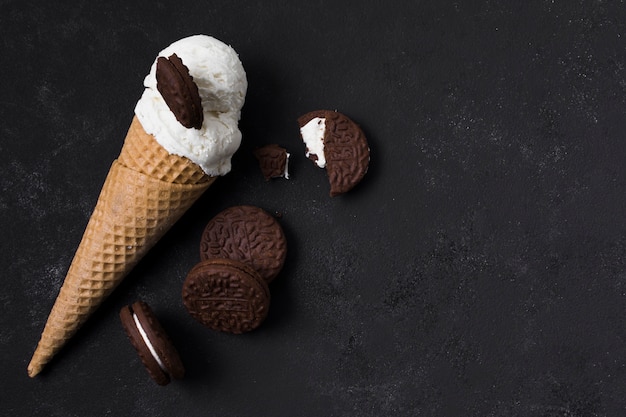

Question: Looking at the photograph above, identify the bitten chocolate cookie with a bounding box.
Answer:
[182,258,271,334]
[298,110,370,196]
[254,144,290,180]
[200,205,287,283]
[119,301,185,386]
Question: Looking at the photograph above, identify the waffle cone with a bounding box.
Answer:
[119,116,210,184]
[28,118,215,377]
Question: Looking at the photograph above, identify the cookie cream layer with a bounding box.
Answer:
[284,151,290,179]
[135,35,247,176]
[300,117,326,168]
[132,312,166,372]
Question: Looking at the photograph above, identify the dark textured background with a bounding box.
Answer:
[3,0,626,415]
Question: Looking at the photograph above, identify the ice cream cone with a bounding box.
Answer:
[28,34,247,378]
[27,117,214,377]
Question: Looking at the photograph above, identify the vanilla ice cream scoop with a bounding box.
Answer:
[135,35,248,176]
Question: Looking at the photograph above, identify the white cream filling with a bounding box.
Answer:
[284,152,290,179]
[300,117,326,168]
[133,312,167,373]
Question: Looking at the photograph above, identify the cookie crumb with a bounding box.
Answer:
[254,144,290,180]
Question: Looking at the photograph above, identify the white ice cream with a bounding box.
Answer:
[135,35,247,176]
[300,117,326,168]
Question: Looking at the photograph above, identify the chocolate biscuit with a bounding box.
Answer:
[298,110,370,196]
[156,53,204,129]
[200,205,287,283]
[254,144,290,180]
[119,301,185,386]
[182,258,271,334]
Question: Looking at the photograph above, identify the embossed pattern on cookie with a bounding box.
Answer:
[182,259,270,333]
[200,205,287,283]
[298,110,370,196]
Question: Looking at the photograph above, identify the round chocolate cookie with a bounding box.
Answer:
[200,205,287,283]
[182,258,271,334]
[119,301,185,386]
[298,110,370,196]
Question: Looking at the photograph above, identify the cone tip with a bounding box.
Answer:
[27,360,41,378]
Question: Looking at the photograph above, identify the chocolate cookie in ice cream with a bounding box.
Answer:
[298,110,370,196]
[156,53,203,129]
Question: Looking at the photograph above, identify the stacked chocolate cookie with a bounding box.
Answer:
[183,205,287,333]
[120,205,286,385]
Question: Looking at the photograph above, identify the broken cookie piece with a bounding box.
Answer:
[297,110,370,196]
[254,144,290,180]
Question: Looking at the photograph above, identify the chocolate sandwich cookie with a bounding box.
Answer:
[200,205,287,283]
[182,258,270,334]
[156,53,204,129]
[298,110,370,196]
[254,144,290,180]
[119,301,185,386]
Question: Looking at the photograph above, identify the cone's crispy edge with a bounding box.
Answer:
[119,116,210,185]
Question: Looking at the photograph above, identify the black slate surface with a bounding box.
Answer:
[3,1,626,415]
